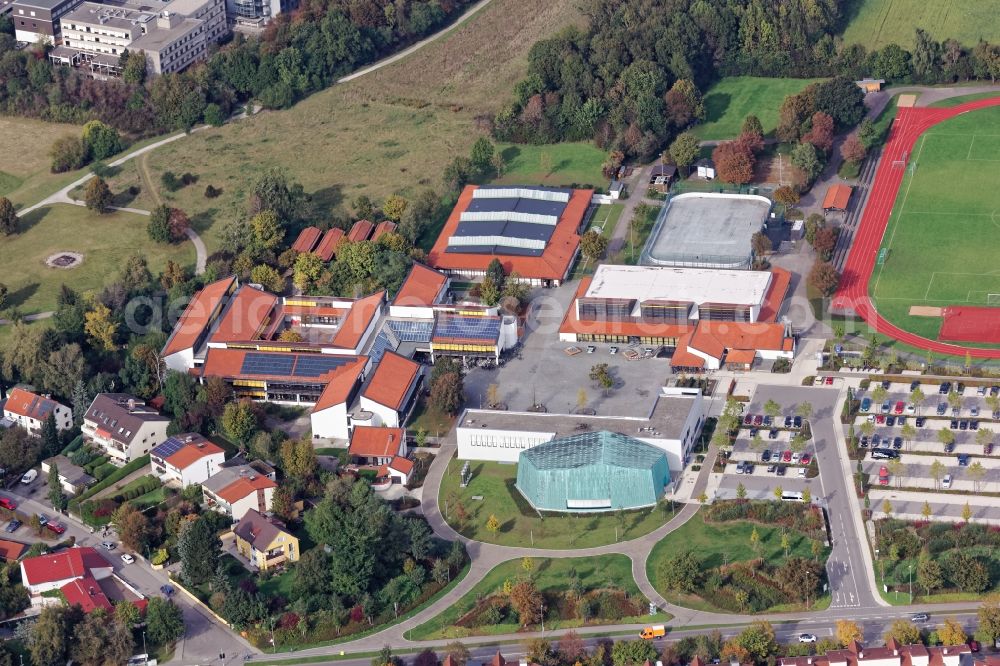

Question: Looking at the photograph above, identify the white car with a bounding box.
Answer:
[799,634,817,643]
[942,474,953,489]
[905,403,916,414]
[120,553,135,565]
[791,452,801,464]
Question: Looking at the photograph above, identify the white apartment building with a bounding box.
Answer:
[82,393,170,465]
[3,388,73,435]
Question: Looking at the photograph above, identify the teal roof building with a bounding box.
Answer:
[515,431,670,512]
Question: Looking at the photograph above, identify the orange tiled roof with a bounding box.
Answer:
[314,227,345,261]
[348,220,374,242]
[371,221,397,242]
[0,539,26,562]
[388,456,414,475]
[669,332,706,368]
[393,263,448,307]
[695,321,791,355]
[331,291,384,350]
[725,349,757,365]
[161,276,237,357]
[349,427,404,458]
[427,185,592,281]
[758,267,791,323]
[166,439,225,470]
[823,184,852,210]
[363,351,420,410]
[312,358,368,411]
[216,474,276,504]
[4,388,62,421]
[210,286,278,344]
[292,227,322,253]
[689,325,726,359]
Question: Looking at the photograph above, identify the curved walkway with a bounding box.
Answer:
[831,96,1000,358]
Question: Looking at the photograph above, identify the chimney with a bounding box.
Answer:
[127,399,136,410]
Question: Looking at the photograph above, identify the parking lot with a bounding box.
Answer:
[722,424,816,480]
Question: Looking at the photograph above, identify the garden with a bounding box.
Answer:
[875,518,1000,603]
[648,501,830,613]
[408,555,667,640]
[439,457,678,549]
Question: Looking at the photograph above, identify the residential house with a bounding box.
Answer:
[20,547,111,595]
[202,464,276,520]
[358,351,422,428]
[41,455,96,496]
[82,394,170,465]
[232,508,298,571]
[150,434,225,486]
[3,388,72,435]
[348,427,406,466]
[0,540,27,562]
[380,456,414,485]
[781,639,969,666]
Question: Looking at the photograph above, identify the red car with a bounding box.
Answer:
[752,414,763,426]
[782,450,793,462]
[800,453,812,465]
[825,376,835,385]
[894,401,905,415]
[0,498,16,511]
[743,414,753,426]
[878,466,889,485]
[45,522,66,535]
[876,414,886,424]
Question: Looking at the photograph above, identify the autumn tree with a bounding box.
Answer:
[835,619,863,647]
[883,619,921,645]
[580,229,608,261]
[430,367,464,416]
[84,177,113,213]
[841,135,867,164]
[773,186,799,208]
[813,226,839,260]
[382,195,408,221]
[250,264,285,292]
[937,617,967,645]
[84,302,119,351]
[222,399,258,445]
[664,78,704,128]
[112,503,152,553]
[509,579,543,626]
[293,252,324,291]
[803,111,835,153]
[751,232,772,257]
[712,141,755,184]
[809,260,840,296]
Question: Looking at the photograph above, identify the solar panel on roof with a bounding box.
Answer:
[369,331,396,364]
[241,353,296,377]
[292,355,350,378]
[152,437,185,459]
[387,320,433,342]
[434,316,501,341]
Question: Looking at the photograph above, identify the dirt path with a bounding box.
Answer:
[138,152,163,207]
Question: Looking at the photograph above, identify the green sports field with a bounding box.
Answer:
[693,77,825,141]
[869,105,1000,344]
[841,0,1000,50]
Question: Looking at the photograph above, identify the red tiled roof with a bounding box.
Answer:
[823,184,852,210]
[331,291,384,350]
[670,332,706,368]
[0,539,26,562]
[161,276,237,357]
[689,326,726,359]
[210,286,278,344]
[312,358,368,412]
[4,388,62,421]
[725,349,757,365]
[696,321,792,356]
[349,427,404,458]
[393,263,448,307]
[292,227,322,253]
[491,651,506,666]
[314,228,345,262]
[363,351,420,410]
[558,278,693,340]
[60,575,113,614]
[21,547,108,586]
[348,220,374,242]
[758,267,791,323]
[388,456,414,475]
[427,185,592,281]
[166,439,225,471]
[371,221,397,242]
[216,474,276,504]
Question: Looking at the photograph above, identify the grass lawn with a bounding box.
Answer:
[493,142,606,189]
[610,202,660,265]
[439,456,677,549]
[0,117,82,205]
[646,506,829,613]
[929,92,1000,108]
[406,396,456,439]
[408,554,668,640]
[0,204,194,315]
[103,0,586,255]
[693,77,825,141]
[840,1,1000,49]
[569,203,625,278]
[868,105,1000,347]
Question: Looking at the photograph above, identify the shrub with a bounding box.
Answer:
[151,549,169,566]
[205,185,221,198]
[161,171,182,192]
[92,463,116,481]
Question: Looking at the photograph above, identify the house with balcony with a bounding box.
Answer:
[82,394,170,465]
[232,509,298,571]
[202,464,276,520]
[150,434,225,487]
[3,388,72,435]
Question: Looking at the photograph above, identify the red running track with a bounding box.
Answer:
[831,96,1000,358]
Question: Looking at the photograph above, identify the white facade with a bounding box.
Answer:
[3,403,72,435]
[20,563,111,595]
[82,419,169,464]
[358,396,402,428]
[162,348,194,374]
[151,450,225,486]
[311,402,349,440]
[230,487,274,521]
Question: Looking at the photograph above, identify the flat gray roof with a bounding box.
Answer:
[13,0,75,10]
[459,393,698,441]
[132,16,200,49]
[643,193,770,268]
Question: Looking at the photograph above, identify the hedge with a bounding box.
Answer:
[59,435,85,457]
[70,455,151,512]
[112,475,159,503]
[92,463,116,481]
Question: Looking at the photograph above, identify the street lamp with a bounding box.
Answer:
[142,631,147,659]
[908,564,913,603]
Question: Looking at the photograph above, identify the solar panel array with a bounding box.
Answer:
[387,320,434,342]
[151,437,186,460]
[238,352,350,378]
[434,316,501,341]
[294,355,350,377]
[368,331,396,364]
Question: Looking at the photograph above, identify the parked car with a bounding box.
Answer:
[586,345,595,354]
[905,403,916,414]
[861,398,873,413]
[882,380,892,390]
[971,406,980,417]
[761,449,772,462]
[159,585,175,597]
[971,420,980,430]
[985,443,994,455]
[120,554,135,565]
[944,442,956,454]
[893,437,903,449]
[801,453,812,465]
[743,463,754,475]
[897,416,907,426]
[894,401,905,415]
[960,420,969,431]
[768,428,779,440]
[735,461,746,474]
[798,467,807,477]
[750,428,759,437]
[958,383,966,393]
[0,498,16,511]
[886,416,896,427]
[978,386,988,396]
[968,640,980,653]
[766,464,776,473]
[101,541,116,551]
[872,449,899,460]
[775,465,786,476]
[36,514,48,527]
[19,469,36,484]
[782,450,792,462]
[4,520,20,533]
[763,415,773,426]
[753,415,763,426]
[609,346,618,355]
[744,414,754,426]
[876,415,886,424]
[950,420,959,430]
[910,381,921,391]
[937,403,948,415]
[825,376,835,385]
[791,452,801,464]
[878,466,889,485]
[859,436,869,448]
[45,522,66,535]
[916,417,926,427]
[881,401,892,414]
[784,416,793,428]
[799,634,817,644]
[942,475,953,489]
[793,416,803,428]
[939,383,951,395]
[958,454,970,467]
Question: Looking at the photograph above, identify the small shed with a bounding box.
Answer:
[695,159,715,180]
[609,181,625,200]
[822,184,853,211]
[855,78,885,94]
[649,164,678,193]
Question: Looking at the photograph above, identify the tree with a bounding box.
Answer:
[712,141,755,184]
[751,231,772,257]
[967,461,986,492]
[962,502,973,523]
[802,487,811,504]
[916,553,943,593]
[179,515,220,585]
[888,457,905,489]
[509,579,543,626]
[444,642,470,666]
[773,186,800,208]
[791,141,823,183]
[558,631,586,664]
[29,605,79,666]
[222,400,258,445]
[576,388,588,413]
[763,399,782,418]
[977,593,1000,644]
[148,205,171,243]
[580,229,608,262]
[0,198,18,235]
[841,135,867,164]
[936,428,955,448]
[873,43,913,81]
[293,252,324,291]
[430,370,463,416]
[884,619,922,645]
[921,501,932,521]
[977,427,995,451]
[486,383,500,409]
[858,119,881,149]
[803,112,835,153]
[485,514,500,536]
[47,463,66,512]
[490,152,506,179]
[589,363,614,395]
[115,600,141,628]
[735,621,778,664]
[72,608,134,666]
[929,459,946,489]
[808,260,840,296]
[611,639,658,666]
[750,525,761,554]
[382,195,408,221]
[84,177,113,213]
[84,302,119,351]
[835,619,863,647]
[146,597,185,646]
[485,258,506,292]
[780,532,790,557]
[937,617,967,646]
[664,78,704,128]
[669,132,700,175]
[742,114,764,139]
[280,438,317,480]
[50,135,88,173]
[657,550,701,592]
[470,137,496,176]
[947,389,963,411]
[773,486,783,500]
[479,275,501,307]
[813,227,838,261]
[250,264,285,293]
[82,120,123,161]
